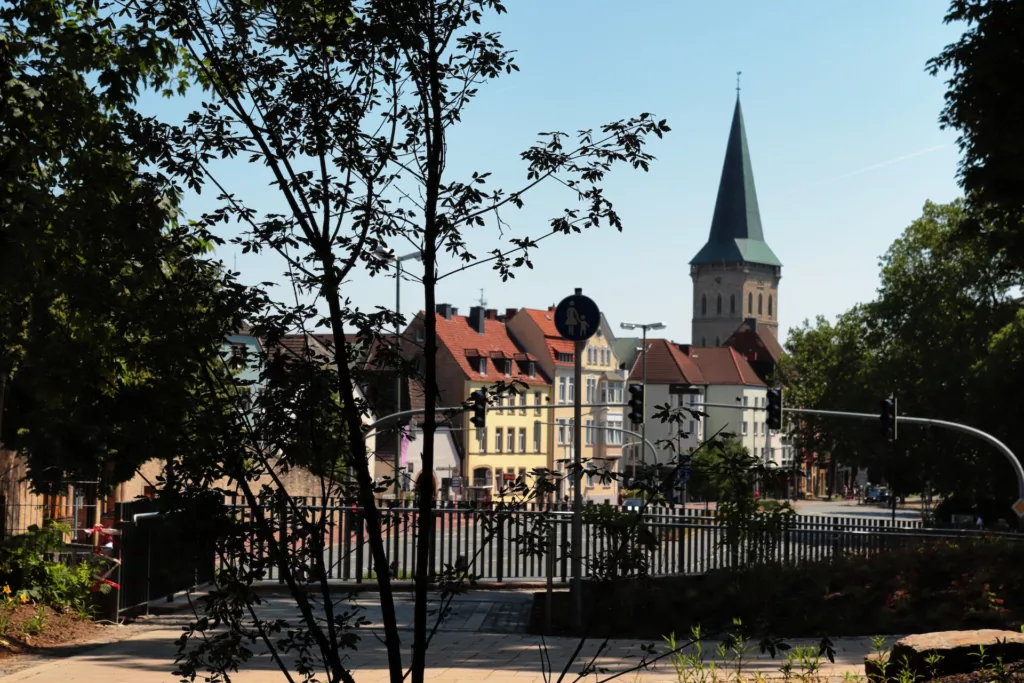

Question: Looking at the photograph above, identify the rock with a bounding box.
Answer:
[865,630,1024,680]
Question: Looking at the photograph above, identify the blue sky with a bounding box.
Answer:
[151,0,964,346]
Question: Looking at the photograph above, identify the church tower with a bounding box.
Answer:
[690,94,782,346]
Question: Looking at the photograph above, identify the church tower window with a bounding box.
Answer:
[715,336,720,346]
[768,295,773,317]
[730,294,736,314]
[758,294,763,315]
[716,295,722,315]
[701,336,706,346]
[748,292,753,314]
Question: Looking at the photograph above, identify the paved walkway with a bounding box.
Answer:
[1,591,887,682]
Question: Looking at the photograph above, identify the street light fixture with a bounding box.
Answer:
[619,321,665,484]
[378,249,422,500]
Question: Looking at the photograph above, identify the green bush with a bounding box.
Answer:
[0,521,99,615]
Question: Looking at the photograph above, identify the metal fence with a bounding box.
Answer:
[212,501,1013,584]
[0,481,100,539]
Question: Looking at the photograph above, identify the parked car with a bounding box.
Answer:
[864,486,890,503]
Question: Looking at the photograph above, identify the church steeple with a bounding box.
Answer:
[689,96,782,268]
[689,93,782,347]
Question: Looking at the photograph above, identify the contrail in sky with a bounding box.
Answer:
[833,145,946,180]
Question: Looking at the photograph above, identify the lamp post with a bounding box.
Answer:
[619,321,665,482]
[378,249,422,500]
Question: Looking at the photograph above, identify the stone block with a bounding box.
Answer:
[864,630,1024,680]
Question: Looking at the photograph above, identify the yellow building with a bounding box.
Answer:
[506,308,626,504]
[405,304,553,502]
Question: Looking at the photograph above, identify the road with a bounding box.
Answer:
[792,499,923,522]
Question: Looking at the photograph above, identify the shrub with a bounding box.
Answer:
[0,521,99,614]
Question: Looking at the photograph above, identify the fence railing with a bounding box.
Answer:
[214,502,1012,584]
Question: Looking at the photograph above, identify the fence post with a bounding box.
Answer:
[496,513,505,583]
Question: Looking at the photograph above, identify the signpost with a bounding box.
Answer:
[554,288,599,632]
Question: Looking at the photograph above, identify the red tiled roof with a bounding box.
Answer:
[627,339,705,385]
[724,321,784,364]
[426,312,550,385]
[685,347,765,387]
[518,308,578,367]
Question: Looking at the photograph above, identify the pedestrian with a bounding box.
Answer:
[976,515,984,531]
[389,559,399,580]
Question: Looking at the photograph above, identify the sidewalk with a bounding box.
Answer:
[0,620,884,682]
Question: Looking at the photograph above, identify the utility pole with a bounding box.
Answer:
[571,339,583,629]
[619,321,665,482]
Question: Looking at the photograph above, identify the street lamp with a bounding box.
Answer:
[620,321,665,483]
[378,249,422,500]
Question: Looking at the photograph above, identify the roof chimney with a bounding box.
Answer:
[744,317,757,331]
[468,306,487,335]
[505,308,518,320]
[436,303,453,321]
[486,308,498,320]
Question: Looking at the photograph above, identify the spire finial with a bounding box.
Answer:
[736,70,742,97]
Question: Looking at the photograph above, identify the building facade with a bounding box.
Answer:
[506,308,623,503]
[404,305,552,502]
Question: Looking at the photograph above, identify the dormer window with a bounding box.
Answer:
[528,362,536,378]
[415,328,425,343]
[478,357,487,375]
[504,359,512,377]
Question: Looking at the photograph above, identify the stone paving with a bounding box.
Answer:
[0,590,889,682]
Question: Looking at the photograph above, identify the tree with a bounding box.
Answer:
[780,201,1024,511]
[0,0,253,491]
[928,0,1024,271]
[68,1,673,682]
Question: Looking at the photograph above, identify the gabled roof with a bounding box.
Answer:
[276,333,332,361]
[426,312,550,385]
[724,320,784,365]
[690,97,782,268]
[519,308,578,367]
[627,339,705,385]
[685,346,766,387]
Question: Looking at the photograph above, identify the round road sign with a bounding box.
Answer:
[554,292,600,342]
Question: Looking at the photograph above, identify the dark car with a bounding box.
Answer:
[864,486,890,503]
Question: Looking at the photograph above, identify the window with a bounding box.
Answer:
[494,468,502,490]
[701,294,707,315]
[528,361,536,378]
[507,429,515,453]
[761,447,767,460]
[519,393,527,415]
[585,419,595,445]
[495,428,503,452]
[556,352,573,363]
[559,377,566,403]
[730,294,736,314]
[568,418,575,444]
[477,428,485,450]
[558,419,567,445]
[715,336,720,346]
[748,292,753,314]
[473,468,492,488]
[586,377,597,404]
[505,359,512,377]
[415,328,425,342]
[689,419,696,435]
[768,295,773,317]
[701,336,707,346]
[568,377,575,401]
[479,357,487,375]
[519,428,526,452]
[761,422,766,436]
[754,422,759,436]
[534,392,543,415]
[519,467,527,481]
[604,381,622,404]
[534,422,542,452]
[758,293,763,315]
[742,396,749,407]
[606,419,623,445]
[741,421,748,436]
[716,294,722,314]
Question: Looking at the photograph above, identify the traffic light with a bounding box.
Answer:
[627,384,644,424]
[879,397,897,441]
[766,388,782,430]
[470,389,487,428]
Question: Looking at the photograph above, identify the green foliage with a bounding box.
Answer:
[927,0,1024,271]
[582,502,658,580]
[0,522,97,614]
[780,201,1024,508]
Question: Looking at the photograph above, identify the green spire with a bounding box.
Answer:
[690,97,782,268]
